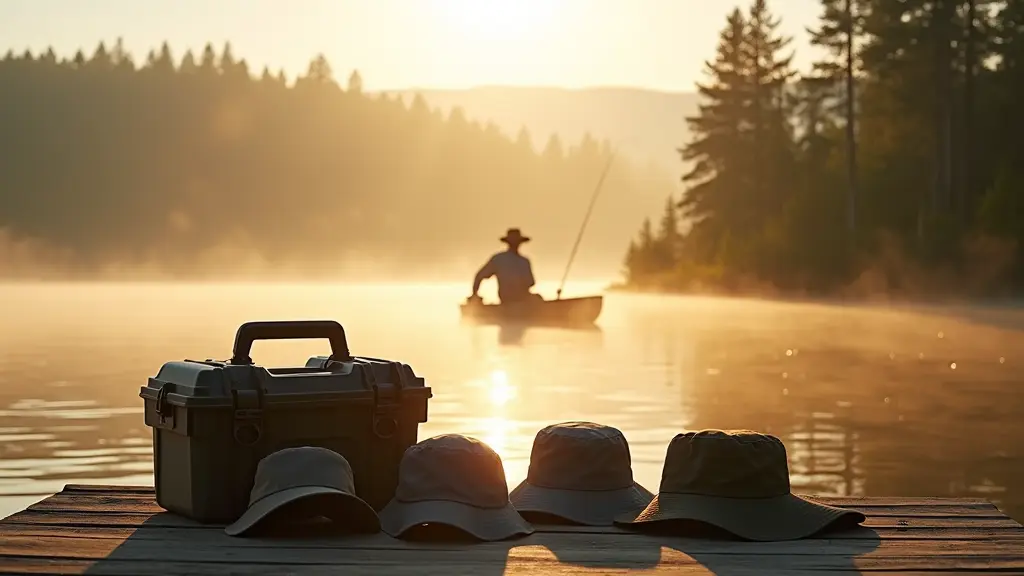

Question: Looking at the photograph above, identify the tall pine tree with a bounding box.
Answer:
[808,0,867,233]
[745,0,798,219]
[675,0,796,273]
[678,9,752,235]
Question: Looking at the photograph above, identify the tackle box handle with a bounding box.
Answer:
[230,320,351,365]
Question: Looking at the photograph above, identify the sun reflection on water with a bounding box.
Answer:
[487,369,516,406]
[480,415,512,456]
[479,415,528,486]
[478,368,529,484]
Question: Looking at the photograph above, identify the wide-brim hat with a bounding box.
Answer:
[226,485,380,536]
[379,434,534,541]
[380,498,533,541]
[510,422,653,526]
[225,446,380,537]
[615,430,865,541]
[615,491,861,541]
[511,482,653,526]
[500,228,530,244]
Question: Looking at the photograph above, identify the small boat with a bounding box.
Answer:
[460,295,603,326]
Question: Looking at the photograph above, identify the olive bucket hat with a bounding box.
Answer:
[379,434,534,541]
[510,422,653,525]
[225,446,380,537]
[615,430,866,541]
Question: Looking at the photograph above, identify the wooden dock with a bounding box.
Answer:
[0,485,1021,574]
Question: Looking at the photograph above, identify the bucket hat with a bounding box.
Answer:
[225,446,380,537]
[379,434,534,541]
[510,422,653,525]
[500,228,530,244]
[615,429,865,541]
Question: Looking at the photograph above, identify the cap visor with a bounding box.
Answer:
[510,480,653,526]
[380,499,534,541]
[225,486,380,537]
[614,492,865,541]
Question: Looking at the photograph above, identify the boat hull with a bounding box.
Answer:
[460,296,603,327]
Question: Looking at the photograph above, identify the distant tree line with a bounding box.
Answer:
[0,41,673,279]
[623,0,1024,298]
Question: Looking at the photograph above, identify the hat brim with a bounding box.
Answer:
[379,499,534,541]
[510,480,654,526]
[614,492,865,541]
[225,486,380,537]
[500,236,530,244]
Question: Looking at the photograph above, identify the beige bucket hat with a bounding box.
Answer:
[225,446,380,537]
[379,434,534,541]
[510,422,653,526]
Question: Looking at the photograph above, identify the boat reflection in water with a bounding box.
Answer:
[460,295,603,326]
[460,295,604,346]
[496,321,603,346]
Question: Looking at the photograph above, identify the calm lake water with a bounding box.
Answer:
[0,282,1021,522]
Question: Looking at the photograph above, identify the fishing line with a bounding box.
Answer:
[556,148,617,300]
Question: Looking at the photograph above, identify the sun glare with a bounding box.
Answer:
[488,369,516,406]
[433,0,560,44]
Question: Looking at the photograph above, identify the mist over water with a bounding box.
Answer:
[0,282,1020,522]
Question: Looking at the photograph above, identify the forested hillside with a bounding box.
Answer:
[623,0,1024,299]
[0,42,674,280]
[399,86,698,177]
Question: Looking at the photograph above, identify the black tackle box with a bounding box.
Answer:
[140,320,432,523]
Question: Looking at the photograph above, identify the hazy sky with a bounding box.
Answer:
[0,0,823,92]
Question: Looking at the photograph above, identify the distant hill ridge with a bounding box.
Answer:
[385,85,699,182]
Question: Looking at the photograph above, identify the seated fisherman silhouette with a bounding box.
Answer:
[470,228,539,304]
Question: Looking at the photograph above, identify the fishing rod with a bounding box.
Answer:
[555,149,617,300]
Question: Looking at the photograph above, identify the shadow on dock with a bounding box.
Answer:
[4,484,1017,574]
[669,530,881,575]
[637,522,881,575]
[79,516,880,574]
[79,512,519,575]
[541,528,661,570]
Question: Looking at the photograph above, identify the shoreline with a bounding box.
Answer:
[604,282,1024,310]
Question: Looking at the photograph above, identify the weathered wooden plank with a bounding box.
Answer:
[0,557,1012,576]
[56,481,999,504]
[54,484,1003,508]
[0,486,1018,575]
[26,493,1010,521]
[1,533,1022,560]
[0,550,1021,573]
[63,485,155,494]
[3,521,1022,543]
[3,507,1020,535]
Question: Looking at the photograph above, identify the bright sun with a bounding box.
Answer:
[433,0,560,43]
